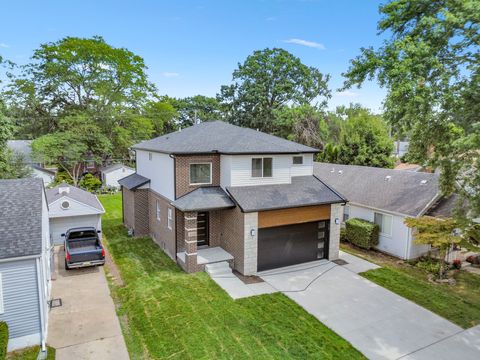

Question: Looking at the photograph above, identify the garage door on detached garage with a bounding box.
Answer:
[46,183,105,245]
[257,205,331,271]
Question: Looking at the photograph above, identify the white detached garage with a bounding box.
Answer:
[46,183,105,245]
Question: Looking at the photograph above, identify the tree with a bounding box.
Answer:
[343,0,480,218]
[79,173,102,192]
[31,115,112,185]
[3,36,156,140]
[143,100,178,135]
[0,101,13,177]
[405,216,459,279]
[337,106,394,167]
[167,95,222,128]
[218,48,331,133]
[318,143,341,163]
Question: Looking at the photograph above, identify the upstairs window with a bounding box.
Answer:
[156,200,161,221]
[374,212,393,236]
[293,156,303,165]
[167,208,173,230]
[190,163,212,185]
[251,158,272,178]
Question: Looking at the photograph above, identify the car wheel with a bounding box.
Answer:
[64,259,71,271]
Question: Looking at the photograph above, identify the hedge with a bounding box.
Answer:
[0,322,8,360]
[345,218,379,249]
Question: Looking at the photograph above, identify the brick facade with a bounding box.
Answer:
[218,206,246,273]
[122,187,135,230]
[174,154,220,198]
[122,187,149,237]
[149,190,176,260]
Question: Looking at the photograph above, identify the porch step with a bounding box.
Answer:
[205,261,232,276]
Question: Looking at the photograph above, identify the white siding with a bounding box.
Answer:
[291,154,314,177]
[49,197,103,218]
[136,150,175,200]
[220,155,232,189]
[50,214,102,245]
[104,166,135,188]
[223,155,292,187]
[347,204,429,260]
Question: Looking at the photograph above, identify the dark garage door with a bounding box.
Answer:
[257,221,329,272]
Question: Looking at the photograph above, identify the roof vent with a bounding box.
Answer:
[330,168,335,173]
[385,175,392,181]
[59,186,70,195]
[420,179,428,185]
[60,200,70,210]
[338,170,343,174]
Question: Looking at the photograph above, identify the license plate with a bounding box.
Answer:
[83,261,92,266]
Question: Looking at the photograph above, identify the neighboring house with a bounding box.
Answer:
[7,140,56,186]
[394,140,409,158]
[0,178,51,351]
[100,164,135,188]
[119,121,346,274]
[46,183,105,245]
[394,163,423,172]
[314,163,445,260]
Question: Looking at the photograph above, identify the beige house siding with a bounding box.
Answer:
[174,154,221,198]
[149,190,176,260]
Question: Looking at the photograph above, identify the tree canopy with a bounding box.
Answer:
[343,0,480,218]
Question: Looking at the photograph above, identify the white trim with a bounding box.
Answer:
[0,273,4,314]
[7,333,41,352]
[251,157,273,178]
[292,155,303,165]
[374,211,393,237]
[167,208,173,230]
[347,201,414,218]
[49,195,105,215]
[189,162,213,185]
[36,258,47,352]
[155,199,161,221]
[0,254,41,263]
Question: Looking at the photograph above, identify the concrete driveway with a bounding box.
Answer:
[48,247,129,360]
[260,251,480,360]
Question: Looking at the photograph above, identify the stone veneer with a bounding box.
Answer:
[329,203,342,260]
[243,212,258,275]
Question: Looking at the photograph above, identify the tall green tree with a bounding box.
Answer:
[343,0,480,217]
[167,95,222,128]
[218,48,331,133]
[4,36,156,139]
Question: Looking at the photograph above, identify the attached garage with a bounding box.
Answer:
[257,205,331,271]
[46,184,105,245]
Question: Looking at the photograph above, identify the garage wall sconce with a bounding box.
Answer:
[335,218,340,225]
[250,228,256,237]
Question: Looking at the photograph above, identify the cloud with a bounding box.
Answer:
[283,38,325,50]
[161,72,179,78]
[335,90,358,97]
[0,43,9,48]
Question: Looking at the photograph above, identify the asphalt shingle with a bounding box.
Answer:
[227,176,345,212]
[118,173,150,190]
[132,121,318,155]
[0,178,44,259]
[46,183,104,212]
[172,187,235,212]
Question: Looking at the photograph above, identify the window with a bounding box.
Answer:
[148,152,153,161]
[374,212,393,236]
[343,206,350,222]
[156,200,161,221]
[251,157,273,178]
[167,208,173,230]
[190,163,212,185]
[0,273,4,314]
[293,156,303,165]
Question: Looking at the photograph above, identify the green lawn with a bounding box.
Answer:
[341,243,480,329]
[99,194,364,359]
[7,346,55,360]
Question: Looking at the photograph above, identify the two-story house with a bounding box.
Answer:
[119,121,346,274]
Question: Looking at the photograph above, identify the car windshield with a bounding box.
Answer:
[68,230,96,239]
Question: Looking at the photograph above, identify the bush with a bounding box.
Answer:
[345,218,379,249]
[79,173,102,192]
[415,258,442,275]
[0,321,8,359]
[340,227,347,242]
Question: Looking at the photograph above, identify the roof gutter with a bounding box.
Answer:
[132,148,318,156]
[0,254,41,263]
[417,192,443,218]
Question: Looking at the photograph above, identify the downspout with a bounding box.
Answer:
[170,154,178,257]
[35,258,47,352]
[404,227,411,260]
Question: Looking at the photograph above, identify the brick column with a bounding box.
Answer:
[184,212,198,273]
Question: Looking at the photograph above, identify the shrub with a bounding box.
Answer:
[452,259,462,270]
[340,227,347,242]
[0,321,8,360]
[345,218,379,249]
[79,174,102,192]
[415,258,442,275]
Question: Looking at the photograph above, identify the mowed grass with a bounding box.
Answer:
[7,346,55,360]
[341,243,480,329]
[99,194,365,359]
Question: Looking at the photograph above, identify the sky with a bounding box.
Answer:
[0,0,387,111]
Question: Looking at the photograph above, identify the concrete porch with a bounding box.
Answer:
[177,246,233,271]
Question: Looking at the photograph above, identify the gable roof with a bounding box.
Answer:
[101,163,134,174]
[132,121,318,155]
[227,176,346,212]
[172,187,235,212]
[0,178,44,259]
[46,183,104,212]
[118,173,150,190]
[314,163,440,217]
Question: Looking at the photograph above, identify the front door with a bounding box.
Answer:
[196,212,209,247]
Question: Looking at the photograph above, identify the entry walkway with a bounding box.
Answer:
[47,247,129,360]
[260,251,480,360]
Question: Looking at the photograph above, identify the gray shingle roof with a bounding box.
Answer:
[101,163,134,174]
[227,176,345,212]
[118,173,150,190]
[46,183,104,212]
[133,121,318,155]
[426,194,462,218]
[314,162,440,217]
[172,187,235,212]
[0,178,44,259]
